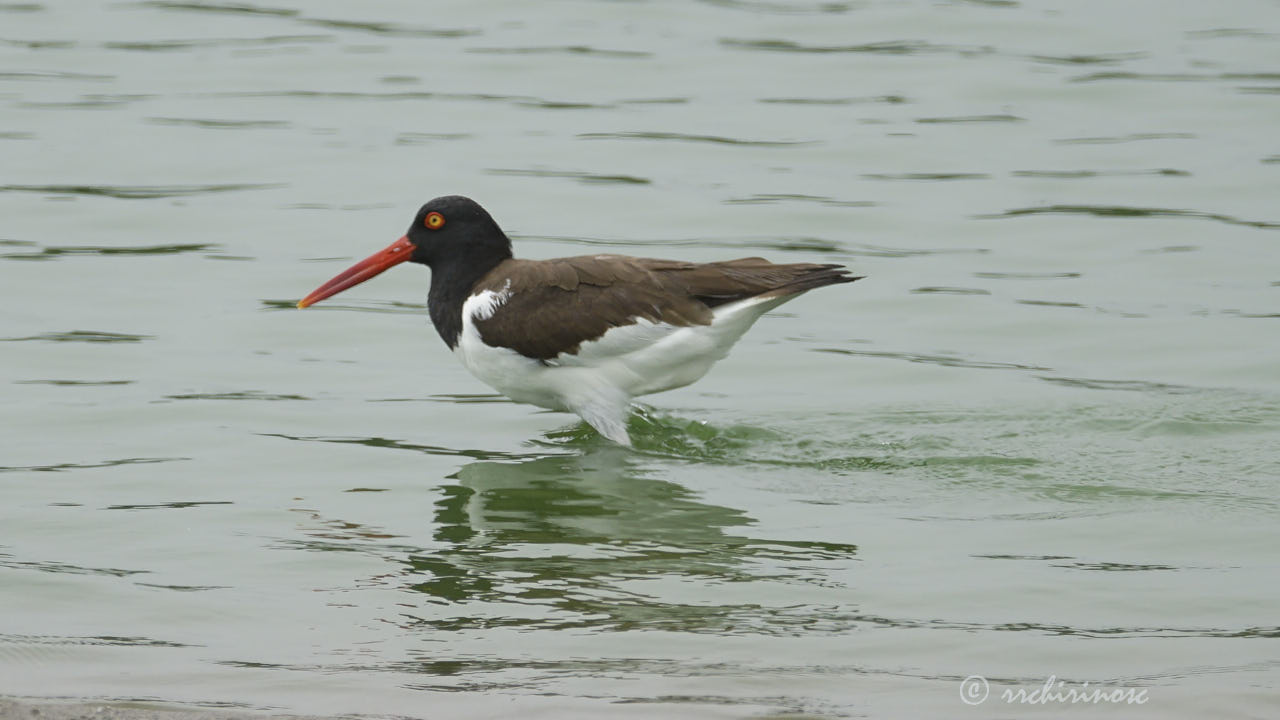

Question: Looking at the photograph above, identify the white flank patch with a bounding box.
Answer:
[550,292,795,397]
[468,280,511,321]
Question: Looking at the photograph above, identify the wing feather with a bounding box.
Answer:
[472,255,858,360]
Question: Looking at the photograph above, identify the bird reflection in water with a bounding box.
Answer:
[272,429,862,636]
[400,450,860,635]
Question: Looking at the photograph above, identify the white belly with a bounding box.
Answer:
[451,289,794,442]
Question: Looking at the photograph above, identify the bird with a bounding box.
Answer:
[296,195,861,446]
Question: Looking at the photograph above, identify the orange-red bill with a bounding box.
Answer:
[296,236,415,309]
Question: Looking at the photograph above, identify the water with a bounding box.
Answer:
[2,1,1278,717]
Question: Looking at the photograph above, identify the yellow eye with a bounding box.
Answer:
[424,211,445,230]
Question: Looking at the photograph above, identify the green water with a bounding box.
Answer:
[2,1,1278,717]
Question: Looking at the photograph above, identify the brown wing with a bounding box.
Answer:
[473,255,859,360]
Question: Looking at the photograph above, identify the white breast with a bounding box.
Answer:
[453,288,556,407]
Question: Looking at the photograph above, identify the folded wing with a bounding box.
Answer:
[472,255,860,361]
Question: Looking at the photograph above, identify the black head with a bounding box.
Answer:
[296,195,513,310]
[405,195,513,270]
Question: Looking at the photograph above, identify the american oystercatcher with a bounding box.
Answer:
[297,196,860,445]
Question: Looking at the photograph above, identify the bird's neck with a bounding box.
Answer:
[427,251,511,349]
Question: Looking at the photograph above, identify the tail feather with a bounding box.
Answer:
[699,262,863,306]
[761,264,863,299]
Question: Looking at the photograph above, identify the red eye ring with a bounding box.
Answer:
[424,212,445,230]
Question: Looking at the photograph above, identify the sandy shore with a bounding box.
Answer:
[0,699,319,720]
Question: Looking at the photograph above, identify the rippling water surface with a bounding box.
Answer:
[2,1,1278,718]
